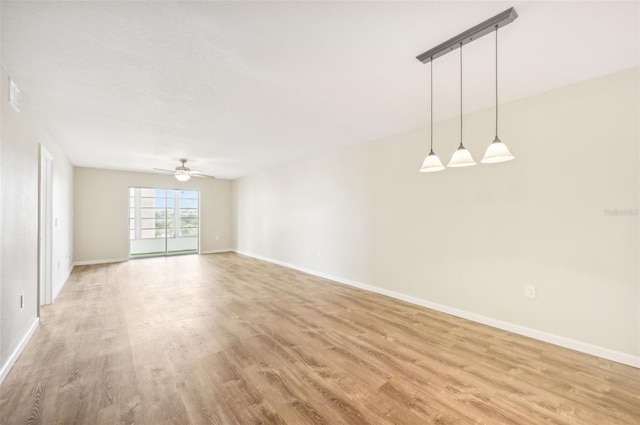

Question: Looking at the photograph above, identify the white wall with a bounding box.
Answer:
[233,68,639,365]
[0,64,74,382]
[74,167,233,264]
[2,62,41,377]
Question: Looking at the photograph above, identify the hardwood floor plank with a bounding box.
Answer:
[1,253,638,424]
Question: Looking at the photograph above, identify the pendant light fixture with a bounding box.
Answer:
[448,42,476,168]
[415,8,518,174]
[420,59,445,172]
[482,25,514,163]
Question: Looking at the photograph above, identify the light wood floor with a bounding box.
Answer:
[1,253,638,424]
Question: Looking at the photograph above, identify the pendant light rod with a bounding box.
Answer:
[447,40,475,168]
[429,59,434,152]
[459,42,463,147]
[481,23,514,164]
[416,7,517,64]
[494,25,499,138]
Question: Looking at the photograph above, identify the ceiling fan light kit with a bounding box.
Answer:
[153,158,216,182]
[417,7,517,174]
[174,170,191,182]
[175,159,192,182]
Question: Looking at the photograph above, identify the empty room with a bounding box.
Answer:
[0,1,638,424]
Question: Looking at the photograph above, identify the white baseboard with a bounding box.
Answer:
[73,257,129,266]
[235,250,640,369]
[200,248,234,255]
[0,318,39,385]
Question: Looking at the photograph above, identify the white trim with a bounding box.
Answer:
[73,257,128,266]
[52,265,74,302]
[0,318,39,385]
[39,144,54,306]
[200,248,234,255]
[235,250,640,368]
[73,249,237,266]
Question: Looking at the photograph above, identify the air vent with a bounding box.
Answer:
[9,77,20,111]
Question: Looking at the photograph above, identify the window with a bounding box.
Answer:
[129,187,199,257]
[179,190,199,237]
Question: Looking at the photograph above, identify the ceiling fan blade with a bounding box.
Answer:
[153,168,175,173]
[191,172,216,179]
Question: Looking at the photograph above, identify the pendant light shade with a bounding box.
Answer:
[420,150,445,172]
[448,146,476,167]
[419,59,444,173]
[482,26,514,164]
[482,136,513,163]
[448,43,475,168]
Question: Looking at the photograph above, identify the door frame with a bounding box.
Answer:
[38,145,53,312]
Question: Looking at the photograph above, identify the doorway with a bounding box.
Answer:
[129,187,199,258]
[38,145,53,309]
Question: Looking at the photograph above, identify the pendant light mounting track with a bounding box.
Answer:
[416,7,518,64]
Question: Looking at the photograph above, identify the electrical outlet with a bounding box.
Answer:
[20,295,24,309]
[524,284,536,299]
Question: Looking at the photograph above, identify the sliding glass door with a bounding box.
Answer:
[129,187,199,257]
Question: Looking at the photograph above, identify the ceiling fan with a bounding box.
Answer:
[153,159,215,182]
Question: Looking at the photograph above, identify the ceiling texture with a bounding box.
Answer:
[1,1,638,179]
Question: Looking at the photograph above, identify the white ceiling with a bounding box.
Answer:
[1,1,638,179]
